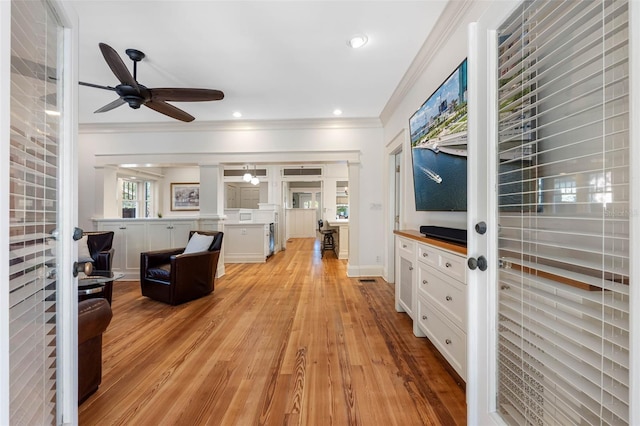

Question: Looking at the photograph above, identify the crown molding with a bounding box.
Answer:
[93,150,362,167]
[379,0,475,125]
[79,117,382,134]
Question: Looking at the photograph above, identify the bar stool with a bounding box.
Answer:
[318,220,336,258]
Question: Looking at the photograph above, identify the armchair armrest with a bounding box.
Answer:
[173,249,216,271]
[141,247,185,270]
[78,298,112,345]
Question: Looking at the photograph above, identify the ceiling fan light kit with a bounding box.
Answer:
[79,42,224,122]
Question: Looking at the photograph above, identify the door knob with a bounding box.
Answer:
[467,256,488,271]
[475,221,487,235]
[73,227,84,241]
[73,261,93,277]
[49,227,84,240]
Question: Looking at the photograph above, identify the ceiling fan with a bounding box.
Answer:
[79,43,224,122]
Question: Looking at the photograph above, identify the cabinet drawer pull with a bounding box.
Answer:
[501,285,510,290]
[422,315,428,320]
[422,279,428,285]
[119,226,126,230]
[445,339,452,345]
[445,295,452,301]
[422,252,428,257]
[402,244,407,248]
[445,262,452,268]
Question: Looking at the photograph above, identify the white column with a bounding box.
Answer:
[199,164,224,219]
[94,165,118,219]
[347,161,360,277]
[266,165,282,206]
[199,164,225,276]
[323,178,338,221]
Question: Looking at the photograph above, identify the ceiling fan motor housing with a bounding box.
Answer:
[115,84,150,109]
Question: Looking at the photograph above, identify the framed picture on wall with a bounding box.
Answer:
[171,182,200,211]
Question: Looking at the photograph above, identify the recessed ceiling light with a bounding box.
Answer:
[333,109,343,116]
[348,35,368,49]
[233,111,242,118]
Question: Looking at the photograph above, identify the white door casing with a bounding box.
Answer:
[2,0,79,423]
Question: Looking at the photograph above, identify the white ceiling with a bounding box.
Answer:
[70,1,447,125]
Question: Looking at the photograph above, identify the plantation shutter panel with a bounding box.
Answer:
[496,0,630,424]
[9,1,63,423]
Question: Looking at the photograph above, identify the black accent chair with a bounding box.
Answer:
[81,231,115,304]
[140,231,224,305]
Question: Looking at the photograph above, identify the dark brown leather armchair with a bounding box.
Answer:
[78,298,112,404]
[140,231,223,305]
[82,231,115,304]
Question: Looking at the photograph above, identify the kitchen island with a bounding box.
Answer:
[326,219,349,259]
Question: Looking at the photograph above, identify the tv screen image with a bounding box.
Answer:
[409,59,468,211]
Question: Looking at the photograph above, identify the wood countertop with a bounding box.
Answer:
[394,229,467,255]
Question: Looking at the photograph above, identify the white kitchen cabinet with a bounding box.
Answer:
[326,220,349,259]
[96,218,199,278]
[394,230,467,381]
[395,236,415,318]
[146,220,196,250]
[99,221,147,277]
[224,223,271,263]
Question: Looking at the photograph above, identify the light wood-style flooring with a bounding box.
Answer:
[79,238,466,425]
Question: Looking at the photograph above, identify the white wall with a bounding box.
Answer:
[381,1,492,232]
[78,119,384,274]
[160,166,200,218]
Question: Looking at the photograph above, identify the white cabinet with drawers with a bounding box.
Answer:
[395,230,467,381]
[395,236,415,318]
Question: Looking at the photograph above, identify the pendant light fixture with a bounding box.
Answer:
[250,164,260,185]
[242,165,260,185]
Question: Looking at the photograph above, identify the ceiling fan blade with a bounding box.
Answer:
[98,42,139,92]
[150,88,224,102]
[145,100,195,122]
[79,81,117,91]
[94,98,126,113]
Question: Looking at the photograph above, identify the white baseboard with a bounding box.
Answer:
[224,253,266,263]
[346,264,384,278]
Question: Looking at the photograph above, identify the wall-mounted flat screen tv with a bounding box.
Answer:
[409,59,467,211]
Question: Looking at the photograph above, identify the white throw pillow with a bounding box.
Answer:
[78,235,93,262]
[183,232,214,254]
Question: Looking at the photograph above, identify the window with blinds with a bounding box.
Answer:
[9,1,62,423]
[496,0,629,424]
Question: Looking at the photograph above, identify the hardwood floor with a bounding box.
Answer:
[79,238,466,425]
